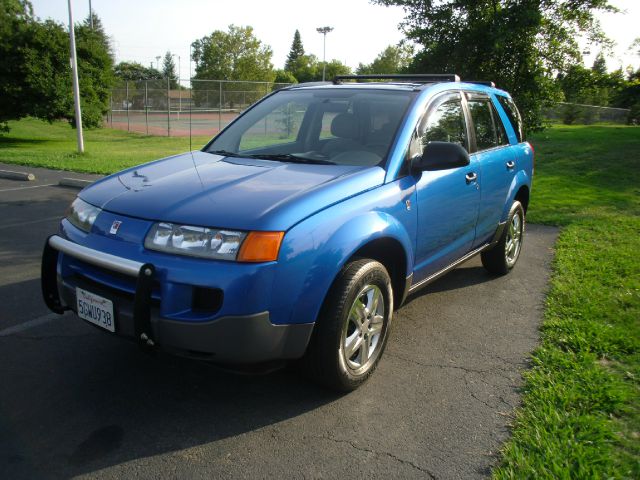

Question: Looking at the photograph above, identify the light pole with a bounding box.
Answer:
[316,26,333,82]
[67,0,84,153]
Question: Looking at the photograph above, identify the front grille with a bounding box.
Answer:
[72,274,159,309]
[69,260,161,305]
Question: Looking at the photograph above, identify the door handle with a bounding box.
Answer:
[465,172,477,184]
[506,160,515,169]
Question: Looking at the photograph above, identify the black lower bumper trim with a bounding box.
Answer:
[133,263,156,347]
[156,313,314,364]
[41,235,66,314]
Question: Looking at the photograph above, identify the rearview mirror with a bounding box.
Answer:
[412,141,470,172]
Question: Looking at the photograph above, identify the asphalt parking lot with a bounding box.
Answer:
[0,164,558,479]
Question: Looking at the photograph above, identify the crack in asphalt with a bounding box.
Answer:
[316,435,438,479]
[387,351,520,415]
[386,351,517,377]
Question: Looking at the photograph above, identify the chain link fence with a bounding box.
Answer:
[107,79,293,137]
[106,82,634,138]
[544,102,631,125]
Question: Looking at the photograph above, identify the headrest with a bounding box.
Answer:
[330,113,358,139]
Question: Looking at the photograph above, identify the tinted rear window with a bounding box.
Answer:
[467,96,508,151]
[496,96,524,142]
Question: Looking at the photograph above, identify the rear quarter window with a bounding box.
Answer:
[496,96,524,143]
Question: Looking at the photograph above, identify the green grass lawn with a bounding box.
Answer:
[1,118,638,477]
[494,125,640,479]
[0,118,211,174]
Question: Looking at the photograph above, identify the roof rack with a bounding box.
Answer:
[293,81,332,87]
[333,74,460,84]
[465,80,496,88]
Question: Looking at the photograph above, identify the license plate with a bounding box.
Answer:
[76,287,115,332]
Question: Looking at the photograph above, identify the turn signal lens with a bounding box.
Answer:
[237,231,284,263]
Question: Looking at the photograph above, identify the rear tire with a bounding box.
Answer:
[303,259,393,392]
[481,201,525,275]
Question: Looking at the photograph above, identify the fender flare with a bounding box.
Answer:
[270,209,413,327]
[502,170,531,221]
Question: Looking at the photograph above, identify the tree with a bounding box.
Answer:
[285,54,351,82]
[162,51,178,88]
[374,0,617,131]
[592,52,607,75]
[191,25,274,81]
[0,1,67,131]
[0,2,114,131]
[323,59,352,80]
[191,25,275,108]
[287,54,319,82]
[114,61,162,81]
[357,43,414,75]
[74,12,115,128]
[273,69,297,85]
[285,30,305,72]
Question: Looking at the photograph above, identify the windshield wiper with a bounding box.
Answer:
[207,149,244,158]
[245,153,335,165]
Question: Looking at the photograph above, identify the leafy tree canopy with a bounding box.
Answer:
[0,1,114,131]
[273,69,297,85]
[286,54,318,82]
[75,12,115,128]
[356,43,414,74]
[114,62,162,81]
[374,0,617,130]
[323,59,352,80]
[285,53,351,82]
[191,25,274,82]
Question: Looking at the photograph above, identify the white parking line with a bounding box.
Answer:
[0,183,57,193]
[0,216,63,230]
[0,311,71,337]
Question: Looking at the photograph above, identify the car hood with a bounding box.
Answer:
[80,151,385,231]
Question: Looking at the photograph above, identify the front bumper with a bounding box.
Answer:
[42,235,313,363]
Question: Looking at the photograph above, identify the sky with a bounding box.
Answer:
[31,0,640,83]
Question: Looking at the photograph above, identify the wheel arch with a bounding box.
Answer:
[502,171,531,221]
[273,209,414,328]
[514,184,530,214]
[348,236,409,309]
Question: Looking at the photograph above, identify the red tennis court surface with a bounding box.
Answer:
[108,111,241,137]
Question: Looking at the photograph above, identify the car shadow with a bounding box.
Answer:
[403,264,497,306]
[1,324,340,479]
[1,236,509,479]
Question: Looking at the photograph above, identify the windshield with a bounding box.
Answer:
[205,88,416,167]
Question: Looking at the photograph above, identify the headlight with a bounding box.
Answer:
[145,222,247,260]
[67,198,101,232]
[144,222,285,262]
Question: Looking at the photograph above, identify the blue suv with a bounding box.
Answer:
[42,74,533,391]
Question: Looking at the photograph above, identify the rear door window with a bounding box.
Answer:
[466,94,509,151]
[496,95,524,142]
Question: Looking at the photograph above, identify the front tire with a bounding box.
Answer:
[303,259,393,392]
[481,200,525,275]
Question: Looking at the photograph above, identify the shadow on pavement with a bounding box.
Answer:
[1,326,339,479]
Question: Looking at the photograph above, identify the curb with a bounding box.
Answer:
[0,169,36,181]
[59,178,94,189]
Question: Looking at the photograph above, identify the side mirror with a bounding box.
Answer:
[412,141,470,172]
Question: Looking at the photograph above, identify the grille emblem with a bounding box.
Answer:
[110,220,122,235]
